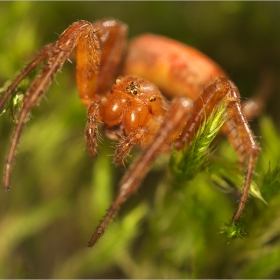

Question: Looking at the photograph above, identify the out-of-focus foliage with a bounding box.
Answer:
[0,2,280,278]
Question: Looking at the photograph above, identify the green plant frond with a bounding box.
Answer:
[170,98,229,183]
[259,117,280,165]
[2,85,30,123]
[9,92,24,123]
[250,180,267,204]
[0,57,41,122]
[220,220,247,240]
[209,159,266,204]
[261,162,280,201]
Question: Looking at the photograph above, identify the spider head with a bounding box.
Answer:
[102,75,168,133]
[114,75,168,114]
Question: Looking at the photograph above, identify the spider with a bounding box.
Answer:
[0,19,260,247]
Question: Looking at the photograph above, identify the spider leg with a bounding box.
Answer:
[113,127,148,166]
[175,77,260,222]
[241,68,275,120]
[3,21,101,190]
[91,19,127,95]
[0,43,55,112]
[87,96,193,247]
[222,86,260,222]
[85,102,102,157]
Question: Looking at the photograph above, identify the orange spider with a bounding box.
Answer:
[0,19,260,247]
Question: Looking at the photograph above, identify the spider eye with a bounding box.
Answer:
[115,76,122,84]
[126,81,139,95]
[149,96,156,102]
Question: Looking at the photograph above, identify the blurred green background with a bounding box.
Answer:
[1,2,280,278]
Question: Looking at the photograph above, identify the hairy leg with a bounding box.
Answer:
[0,43,54,112]
[113,127,148,166]
[175,77,260,222]
[85,102,102,158]
[3,21,100,190]
[87,96,193,247]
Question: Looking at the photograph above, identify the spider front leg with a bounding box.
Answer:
[85,102,102,158]
[2,19,128,189]
[0,43,55,113]
[2,20,101,190]
[114,127,149,166]
[176,77,260,222]
[87,96,193,247]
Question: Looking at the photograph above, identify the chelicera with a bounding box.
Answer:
[0,19,260,247]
